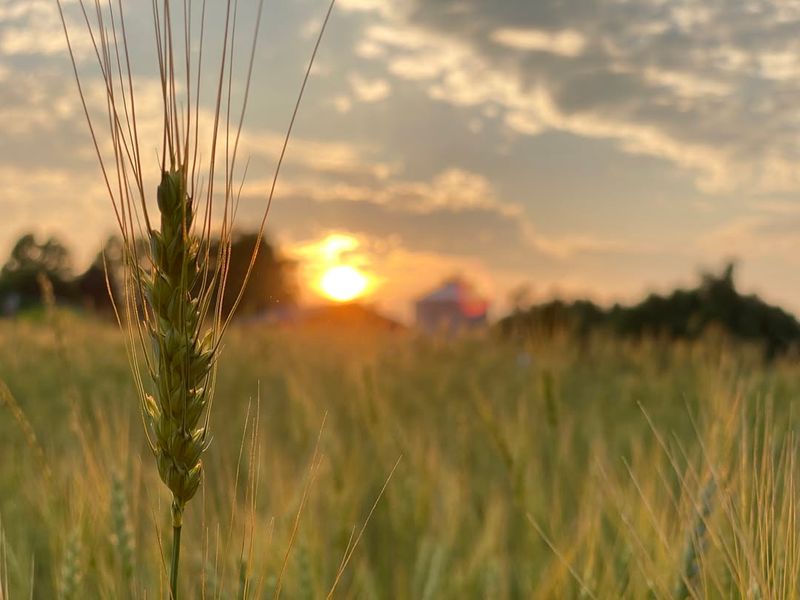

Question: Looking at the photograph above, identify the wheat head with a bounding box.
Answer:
[55,0,334,596]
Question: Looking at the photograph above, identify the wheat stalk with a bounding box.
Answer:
[55,1,335,596]
[59,528,83,600]
[0,379,52,484]
[0,517,8,600]
[675,477,717,599]
[54,3,251,592]
[110,472,135,591]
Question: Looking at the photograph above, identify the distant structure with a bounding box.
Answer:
[415,278,489,334]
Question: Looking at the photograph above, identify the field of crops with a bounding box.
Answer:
[1,313,800,598]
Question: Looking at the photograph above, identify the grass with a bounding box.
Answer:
[2,313,800,596]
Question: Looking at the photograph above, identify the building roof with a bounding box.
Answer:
[416,278,488,317]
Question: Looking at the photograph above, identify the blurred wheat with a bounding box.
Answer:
[2,319,800,596]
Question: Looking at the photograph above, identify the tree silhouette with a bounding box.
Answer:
[0,233,74,308]
[0,231,296,319]
[213,233,297,319]
[499,263,800,359]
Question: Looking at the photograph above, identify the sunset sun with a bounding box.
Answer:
[320,265,369,302]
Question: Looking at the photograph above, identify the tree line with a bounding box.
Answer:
[498,264,800,358]
[0,232,296,319]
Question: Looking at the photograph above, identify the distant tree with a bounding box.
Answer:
[78,235,135,310]
[74,239,123,313]
[94,235,126,286]
[0,233,74,308]
[211,233,297,319]
[498,297,604,340]
[96,235,151,282]
[74,263,114,312]
[508,283,533,313]
[65,232,296,320]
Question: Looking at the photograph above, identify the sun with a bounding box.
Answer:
[320,265,368,302]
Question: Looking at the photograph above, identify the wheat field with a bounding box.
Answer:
[0,311,798,598]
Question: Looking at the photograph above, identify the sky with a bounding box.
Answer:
[3,0,800,321]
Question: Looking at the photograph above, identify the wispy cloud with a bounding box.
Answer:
[348,73,392,102]
[491,28,586,57]
[0,0,91,57]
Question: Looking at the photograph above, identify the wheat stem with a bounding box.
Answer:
[170,522,181,599]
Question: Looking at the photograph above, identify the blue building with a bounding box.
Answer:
[415,278,488,334]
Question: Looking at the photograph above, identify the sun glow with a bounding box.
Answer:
[320,265,369,302]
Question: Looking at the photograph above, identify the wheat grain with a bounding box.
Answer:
[58,528,83,600]
[110,472,135,590]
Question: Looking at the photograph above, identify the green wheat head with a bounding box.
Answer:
[145,168,212,526]
[54,0,252,538]
[56,0,333,595]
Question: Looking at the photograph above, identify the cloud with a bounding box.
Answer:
[336,0,396,18]
[355,39,387,59]
[530,232,648,261]
[0,0,92,58]
[241,131,398,183]
[491,28,586,57]
[331,95,353,113]
[266,194,532,264]
[0,69,80,136]
[2,25,66,56]
[0,165,113,267]
[346,0,800,194]
[701,212,800,264]
[246,156,654,278]
[348,73,392,102]
[252,164,520,217]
